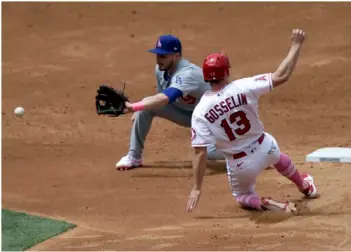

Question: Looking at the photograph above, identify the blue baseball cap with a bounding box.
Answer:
[148,34,182,55]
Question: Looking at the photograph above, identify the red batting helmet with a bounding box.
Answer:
[202,52,231,82]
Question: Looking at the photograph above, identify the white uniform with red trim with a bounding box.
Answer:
[191,73,282,197]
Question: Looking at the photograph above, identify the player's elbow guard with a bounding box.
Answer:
[162,87,183,103]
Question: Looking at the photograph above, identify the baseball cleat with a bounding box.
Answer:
[300,173,318,198]
[116,155,143,171]
[261,197,298,214]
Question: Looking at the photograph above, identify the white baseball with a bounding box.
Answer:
[14,107,25,117]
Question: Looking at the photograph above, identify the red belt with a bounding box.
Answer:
[232,133,265,160]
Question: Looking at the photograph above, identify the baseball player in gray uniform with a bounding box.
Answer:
[116,34,225,170]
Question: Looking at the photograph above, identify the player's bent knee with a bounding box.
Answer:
[265,134,281,165]
[271,151,281,165]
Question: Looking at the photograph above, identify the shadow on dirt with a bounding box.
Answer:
[131,160,227,178]
[131,161,273,178]
[193,209,293,224]
[193,196,351,224]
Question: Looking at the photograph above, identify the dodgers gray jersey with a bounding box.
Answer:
[155,59,211,112]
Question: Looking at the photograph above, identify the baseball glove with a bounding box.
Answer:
[95,84,129,117]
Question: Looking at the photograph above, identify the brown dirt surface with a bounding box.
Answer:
[2,2,351,251]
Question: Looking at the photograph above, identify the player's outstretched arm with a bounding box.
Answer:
[124,93,169,113]
[187,146,207,213]
[140,93,170,109]
[271,29,306,88]
[124,86,185,114]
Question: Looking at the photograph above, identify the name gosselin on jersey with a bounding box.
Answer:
[204,93,248,123]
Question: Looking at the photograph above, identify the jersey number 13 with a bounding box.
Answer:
[220,111,251,141]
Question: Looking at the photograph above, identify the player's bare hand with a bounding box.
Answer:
[187,188,201,213]
[291,29,306,46]
[124,102,134,114]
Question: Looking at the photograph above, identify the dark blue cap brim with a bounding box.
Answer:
[148,48,175,55]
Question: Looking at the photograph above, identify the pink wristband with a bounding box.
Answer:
[131,101,145,112]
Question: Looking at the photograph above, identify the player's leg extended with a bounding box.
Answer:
[129,109,156,159]
[128,104,192,158]
[116,109,155,170]
[117,104,196,170]
[227,134,298,212]
[274,152,317,198]
[264,133,318,198]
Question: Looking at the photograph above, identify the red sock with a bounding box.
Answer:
[274,153,308,190]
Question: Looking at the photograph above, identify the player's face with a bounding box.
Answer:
[156,53,177,71]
